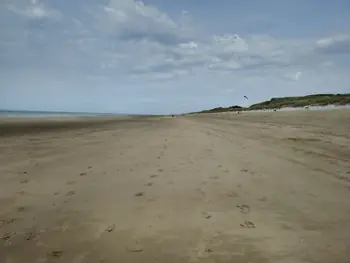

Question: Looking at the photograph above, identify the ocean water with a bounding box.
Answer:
[0,110,116,118]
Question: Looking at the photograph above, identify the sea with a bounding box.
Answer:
[0,110,119,118]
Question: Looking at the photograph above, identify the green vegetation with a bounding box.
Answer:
[191,93,350,114]
[249,93,350,110]
[197,105,243,114]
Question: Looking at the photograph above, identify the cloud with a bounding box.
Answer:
[284,71,303,81]
[92,0,195,45]
[315,34,350,55]
[179,41,198,50]
[7,0,62,20]
[1,0,350,113]
[295,71,302,81]
[3,0,350,80]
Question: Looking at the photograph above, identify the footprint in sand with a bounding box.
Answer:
[240,220,255,228]
[196,188,205,197]
[66,181,76,185]
[202,212,212,219]
[66,190,76,196]
[24,231,36,241]
[226,191,239,198]
[17,206,27,212]
[1,218,16,226]
[106,224,115,232]
[2,232,15,241]
[237,204,250,213]
[150,174,159,178]
[258,197,267,202]
[50,251,63,258]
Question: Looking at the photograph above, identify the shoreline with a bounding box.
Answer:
[0,116,150,137]
[1,107,349,136]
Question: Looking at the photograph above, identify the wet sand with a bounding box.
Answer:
[1,110,350,262]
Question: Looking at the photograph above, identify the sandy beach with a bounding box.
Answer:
[1,110,350,263]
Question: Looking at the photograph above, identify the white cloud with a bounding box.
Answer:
[3,0,350,81]
[92,0,192,45]
[181,10,189,16]
[179,42,198,50]
[1,0,350,113]
[213,35,248,53]
[315,34,350,54]
[284,71,303,81]
[295,71,302,81]
[7,1,62,20]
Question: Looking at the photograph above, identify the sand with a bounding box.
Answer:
[1,110,350,263]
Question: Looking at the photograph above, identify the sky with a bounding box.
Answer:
[1,0,350,114]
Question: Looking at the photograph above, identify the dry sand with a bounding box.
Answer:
[0,110,350,263]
